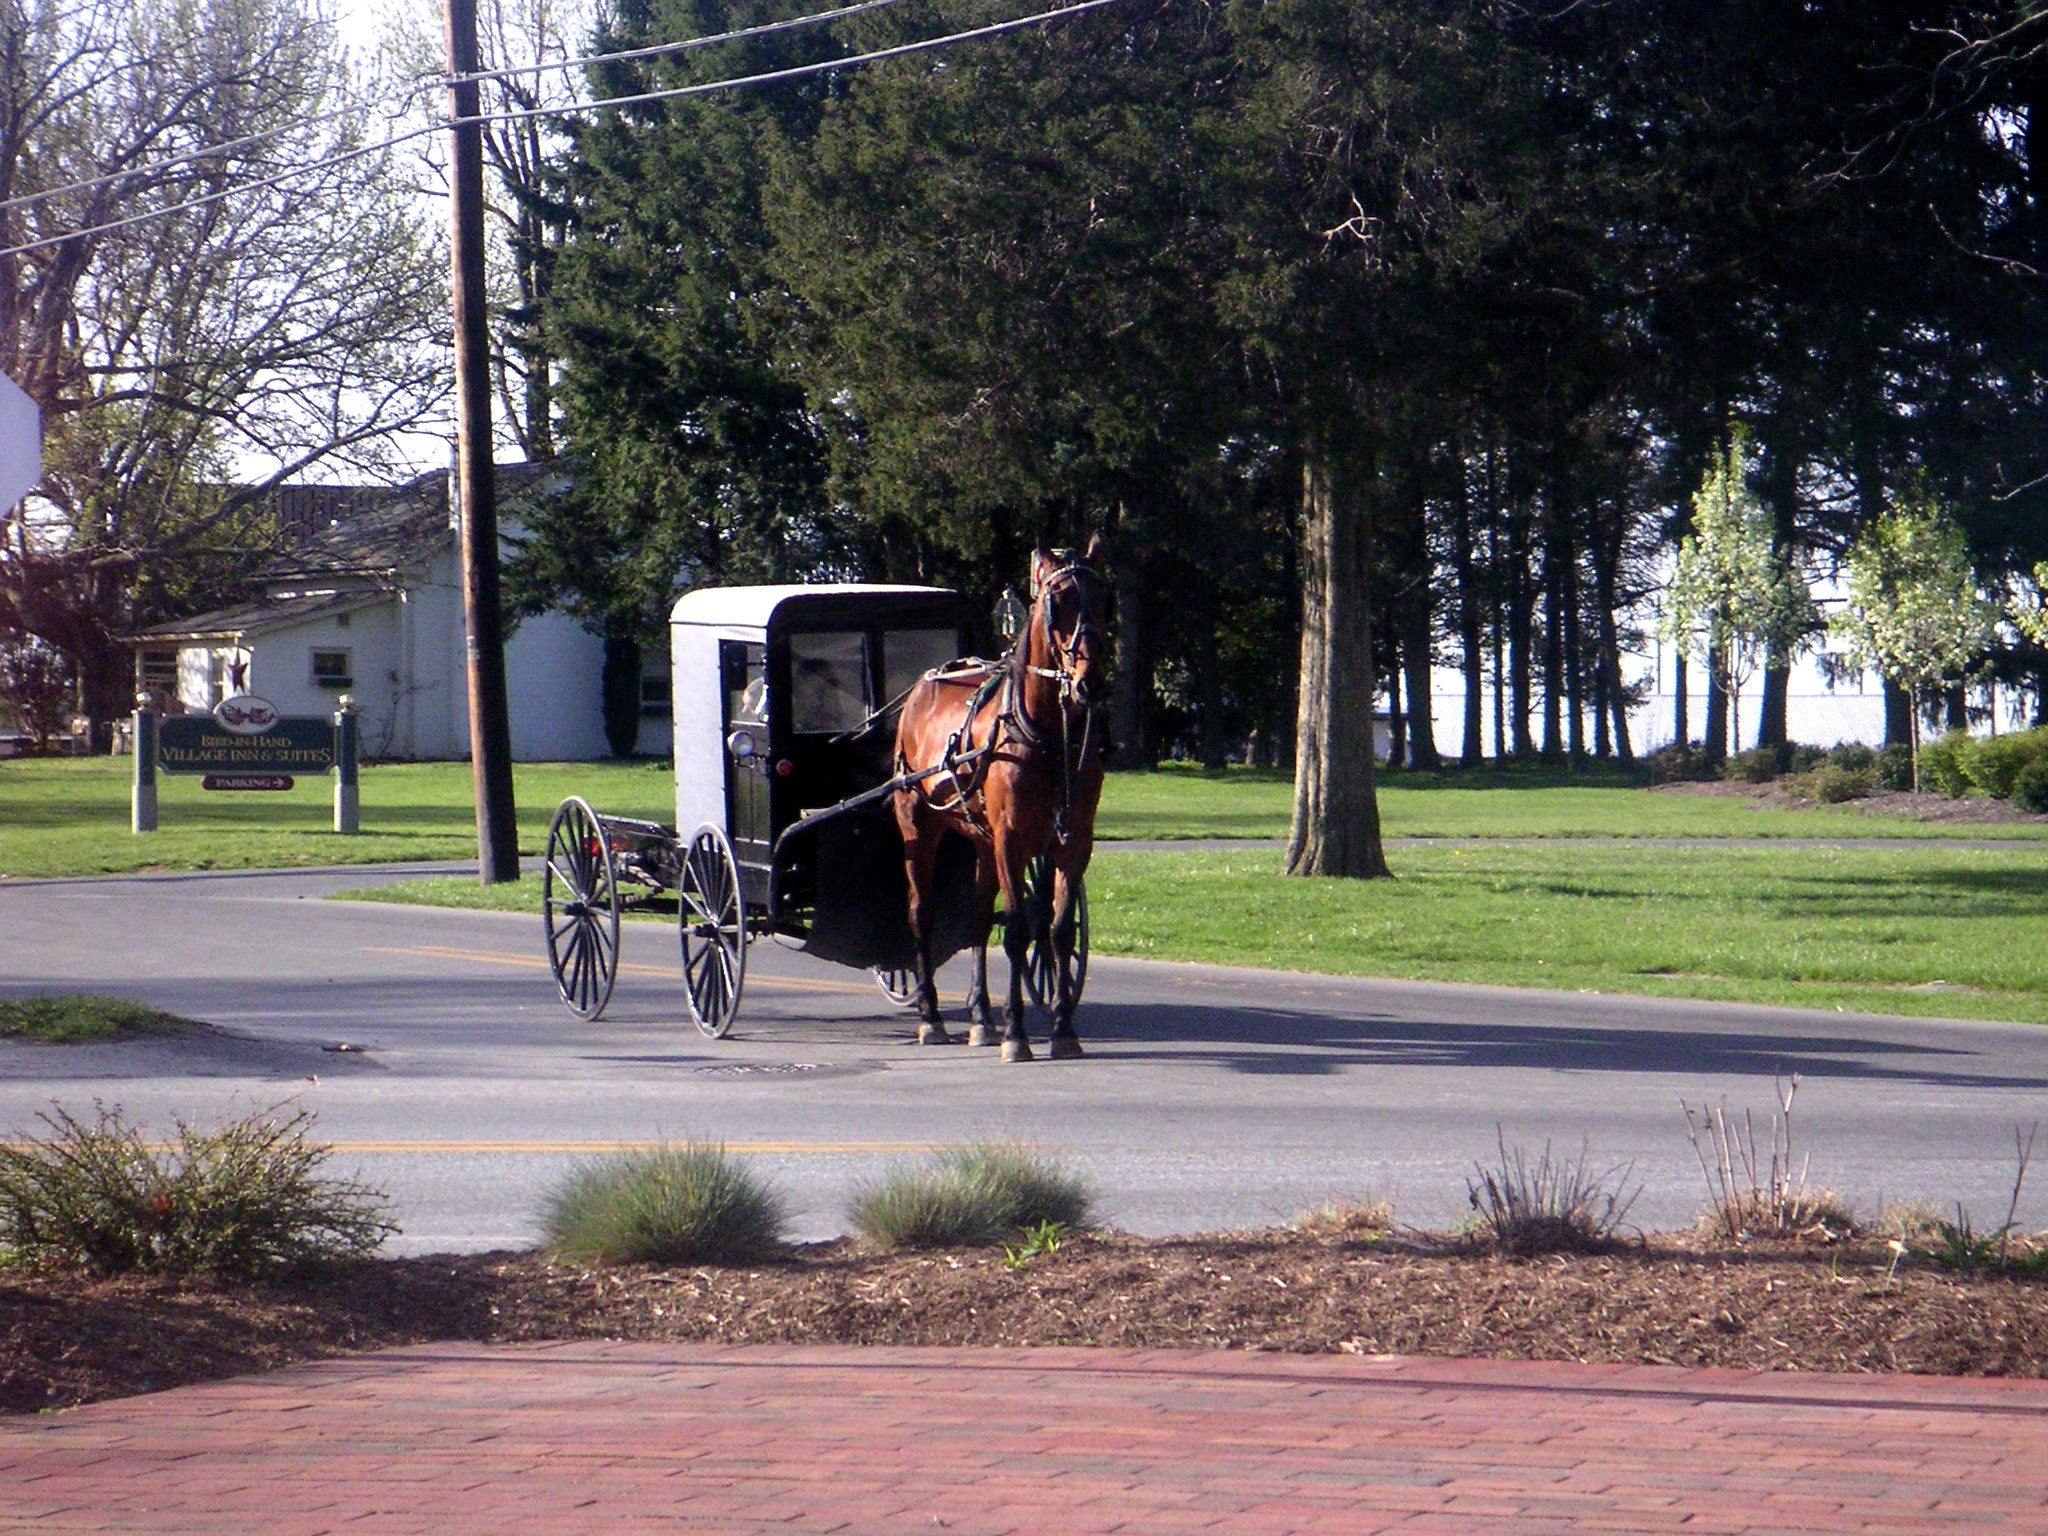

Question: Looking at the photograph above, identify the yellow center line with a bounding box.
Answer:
[363,945,876,997]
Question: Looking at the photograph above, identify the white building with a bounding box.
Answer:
[128,466,672,761]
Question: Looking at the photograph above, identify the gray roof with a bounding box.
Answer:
[261,462,560,582]
[129,590,391,645]
[128,461,567,648]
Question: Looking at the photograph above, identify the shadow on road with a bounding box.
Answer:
[1070,1001,2048,1088]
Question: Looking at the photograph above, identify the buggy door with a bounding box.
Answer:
[719,640,771,870]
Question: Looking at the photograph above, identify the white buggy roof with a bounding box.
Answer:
[669,583,952,630]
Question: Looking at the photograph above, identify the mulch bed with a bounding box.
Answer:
[6,1230,2047,1415]
[1652,779,2047,825]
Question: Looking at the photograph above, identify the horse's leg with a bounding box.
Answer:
[1045,864,1085,1058]
[900,812,950,1046]
[996,832,1034,1063]
[964,843,1000,1047]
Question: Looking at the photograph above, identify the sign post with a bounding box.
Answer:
[334,695,360,834]
[132,703,158,833]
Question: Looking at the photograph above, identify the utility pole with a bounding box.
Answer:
[446,0,520,884]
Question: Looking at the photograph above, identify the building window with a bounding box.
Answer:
[138,651,177,694]
[640,660,672,718]
[311,649,353,689]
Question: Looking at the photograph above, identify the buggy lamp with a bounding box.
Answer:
[994,586,1027,641]
[775,759,794,776]
[725,729,758,760]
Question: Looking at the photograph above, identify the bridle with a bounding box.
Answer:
[1021,558,1107,706]
[909,551,1107,846]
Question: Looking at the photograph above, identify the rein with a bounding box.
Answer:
[910,558,1103,841]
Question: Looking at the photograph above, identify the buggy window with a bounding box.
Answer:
[789,631,870,733]
[882,628,961,708]
[724,643,766,726]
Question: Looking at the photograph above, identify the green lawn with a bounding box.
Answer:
[3,754,2043,881]
[0,993,194,1043]
[337,842,2048,1028]
[1110,762,2048,841]
[1086,844,2048,1026]
[0,756,677,879]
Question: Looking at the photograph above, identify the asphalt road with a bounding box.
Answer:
[3,861,2047,1253]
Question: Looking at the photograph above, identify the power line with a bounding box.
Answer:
[0,0,918,223]
[450,0,914,88]
[0,0,1128,260]
[0,96,418,222]
[464,0,1129,134]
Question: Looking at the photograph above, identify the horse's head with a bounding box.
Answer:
[1029,533,1110,707]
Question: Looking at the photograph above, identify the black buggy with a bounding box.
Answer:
[541,584,1088,1034]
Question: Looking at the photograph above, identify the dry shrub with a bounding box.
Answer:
[1876,1201,1947,1243]
[1293,1200,1395,1239]
[542,1144,786,1266]
[1465,1133,1640,1255]
[1696,1187,1857,1243]
[1682,1076,1857,1242]
[850,1143,1092,1251]
[0,1101,395,1278]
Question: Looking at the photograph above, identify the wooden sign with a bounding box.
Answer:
[159,697,334,776]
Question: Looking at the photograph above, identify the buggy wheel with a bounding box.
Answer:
[679,824,747,1038]
[873,967,919,1008]
[1019,853,1088,1016]
[543,796,621,1020]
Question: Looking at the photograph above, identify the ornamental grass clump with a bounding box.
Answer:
[1465,1132,1641,1255]
[849,1142,1093,1251]
[542,1143,786,1265]
[0,1101,395,1278]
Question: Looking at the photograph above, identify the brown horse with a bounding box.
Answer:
[893,539,1110,1061]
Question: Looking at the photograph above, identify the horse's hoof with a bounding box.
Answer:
[1000,1036,1035,1063]
[967,1023,998,1048]
[918,1022,953,1046]
[1047,1033,1084,1060]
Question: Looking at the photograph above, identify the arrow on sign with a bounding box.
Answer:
[0,370,40,509]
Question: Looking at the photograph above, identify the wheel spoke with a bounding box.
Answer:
[564,925,586,1005]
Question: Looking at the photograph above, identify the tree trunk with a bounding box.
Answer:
[600,629,641,758]
[1540,528,1565,759]
[1197,618,1227,771]
[1110,555,1151,769]
[1401,602,1439,769]
[1883,678,1911,749]
[1508,501,1534,757]
[1592,516,1630,762]
[1562,524,1584,762]
[1756,432,1798,754]
[1491,618,1507,761]
[1287,445,1390,879]
[1592,637,1611,759]
[1386,660,1406,766]
[1705,659,1729,765]
[1758,662,1790,754]
[1673,649,1688,748]
[1452,442,1482,766]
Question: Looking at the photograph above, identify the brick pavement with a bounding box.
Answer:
[3,1343,2046,1535]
